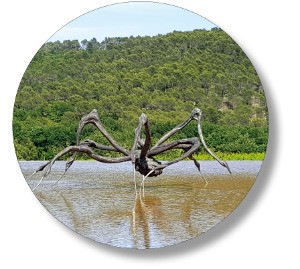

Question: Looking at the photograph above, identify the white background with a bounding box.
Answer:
[0,0,299,268]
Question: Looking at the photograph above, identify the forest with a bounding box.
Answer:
[13,28,268,161]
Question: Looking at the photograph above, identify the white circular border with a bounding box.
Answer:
[1,0,299,268]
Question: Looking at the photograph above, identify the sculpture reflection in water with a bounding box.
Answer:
[131,189,200,249]
[34,174,254,249]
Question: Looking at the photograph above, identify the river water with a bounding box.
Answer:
[19,160,261,249]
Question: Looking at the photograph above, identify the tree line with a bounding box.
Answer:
[13,28,268,160]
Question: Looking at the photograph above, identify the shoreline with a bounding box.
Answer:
[19,160,263,176]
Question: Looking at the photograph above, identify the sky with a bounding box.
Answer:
[48,2,217,42]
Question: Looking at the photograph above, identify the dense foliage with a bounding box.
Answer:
[13,29,268,160]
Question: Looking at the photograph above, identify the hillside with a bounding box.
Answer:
[13,28,268,160]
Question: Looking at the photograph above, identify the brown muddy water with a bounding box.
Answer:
[20,161,261,249]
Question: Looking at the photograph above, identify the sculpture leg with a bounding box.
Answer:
[140,170,154,196]
[150,108,231,175]
[131,113,151,162]
[151,112,194,149]
[133,166,137,196]
[43,139,119,187]
[56,109,130,181]
[30,145,131,190]
[76,109,129,155]
[155,138,200,169]
[154,139,209,185]
[185,151,208,186]
[148,138,199,157]
[131,113,152,193]
[196,117,231,174]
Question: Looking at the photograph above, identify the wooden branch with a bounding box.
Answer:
[131,113,151,162]
[148,138,198,157]
[197,117,231,174]
[155,139,200,169]
[76,109,129,156]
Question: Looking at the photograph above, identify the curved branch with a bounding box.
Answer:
[80,139,118,152]
[131,113,151,162]
[155,139,200,169]
[197,117,231,174]
[76,109,129,156]
[51,145,131,164]
[151,115,193,149]
[148,138,198,157]
[151,108,202,150]
[30,145,131,190]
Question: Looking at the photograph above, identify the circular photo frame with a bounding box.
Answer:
[13,2,268,249]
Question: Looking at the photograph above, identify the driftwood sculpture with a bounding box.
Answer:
[29,108,231,191]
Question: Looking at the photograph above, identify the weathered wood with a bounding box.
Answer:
[29,108,231,190]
